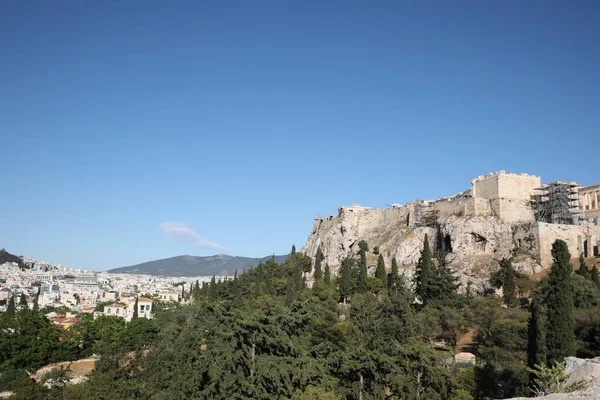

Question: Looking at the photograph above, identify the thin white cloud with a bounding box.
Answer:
[160,222,228,253]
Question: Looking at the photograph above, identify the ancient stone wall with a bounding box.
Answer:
[536,222,600,267]
[472,171,541,201]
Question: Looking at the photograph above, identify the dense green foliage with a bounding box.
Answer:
[545,240,576,365]
[2,239,600,399]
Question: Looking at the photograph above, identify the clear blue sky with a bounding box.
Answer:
[1,1,598,271]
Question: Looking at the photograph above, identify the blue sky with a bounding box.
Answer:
[1,1,598,271]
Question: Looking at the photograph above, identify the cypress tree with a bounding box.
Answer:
[527,298,547,390]
[546,240,576,365]
[314,246,324,281]
[209,275,217,300]
[19,292,27,307]
[33,287,40,312]
[291,245,296,255]
[576,254,590,279]
[501,259,517,308]
[6,295,15,315]
[324,263,331,285]
[194,279,200,298]
[375,254,386,284]
[234,269,238,282]
[414,234,435,305]
[590,265,600,289]
[339,257,353,303]
[181,285,185,301]
[132,297,139,320]
[189,283,193,300]
[357,256,368,293]
[388,257,399,290]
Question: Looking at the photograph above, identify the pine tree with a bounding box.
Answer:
[375,254,386,285]
[132,297,139,320]
[546,240,576,365]
[324,263,331,286]
[590,265,600,289]
[314,246,324,281]
[576,254,590,279]
[6,295,15,315]
[501,259,517,308]
[414,234,435,305]
[527,299,546,370]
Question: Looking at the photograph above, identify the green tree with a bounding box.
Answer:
[314,246,324,281]
[414,234,435,305]
[291,244,296,255]
[576,254,590,279]
[19,293,27,307]
[527,298,546,389]
[324,263,331,286]
[6,295,15,315]
[546,240,576,365]
[374,254,386,285]
[500,259,517,308]
[339,257,353,303]
[132,297,139,320]
[591,265,600,289]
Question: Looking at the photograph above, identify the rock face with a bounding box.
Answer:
[302,204,541,290]
[506,357,600,400]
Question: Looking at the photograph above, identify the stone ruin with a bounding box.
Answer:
[302,171,600,288]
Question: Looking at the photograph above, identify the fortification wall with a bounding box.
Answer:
[536,223,600,268]
[472,171,541,201]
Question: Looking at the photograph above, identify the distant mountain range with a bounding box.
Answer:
[108,254,290,277]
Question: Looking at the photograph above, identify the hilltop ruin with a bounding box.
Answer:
[302,171,600,288]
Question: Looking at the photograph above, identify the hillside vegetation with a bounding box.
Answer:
[1,241,600,399]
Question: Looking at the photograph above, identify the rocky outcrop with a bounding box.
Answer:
[302,205,542,289]
[506,357,600,400]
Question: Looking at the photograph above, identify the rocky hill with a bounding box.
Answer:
[301,171,600,290]
[109,254,289,277]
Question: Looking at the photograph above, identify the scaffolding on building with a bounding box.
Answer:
[531,181,581,225]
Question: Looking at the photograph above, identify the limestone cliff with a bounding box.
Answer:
[301,204,541,290]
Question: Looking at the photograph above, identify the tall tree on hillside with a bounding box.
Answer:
[502,259,517,308]
[181,285,185,301]
[291,245,296,255]
[324,263,331,286]
[546,240,576,365]
[591,265,600,288]
[6,295,15,315]
[314,246,324,281]
[33,287,40,312]
[527,298,546,391]
[234,269,238,282]
[339,257,353,303]
[527,298,546,368]
[209,275,217,300]
[375,254,386,285]
[414,234,435,305]
[19,292,27,306]
[356,241,369,293]
[576,254,590,279]
[194,279,200,299]
[132,297,139,320]
[431,259,460,306]
[388,257,399,291]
